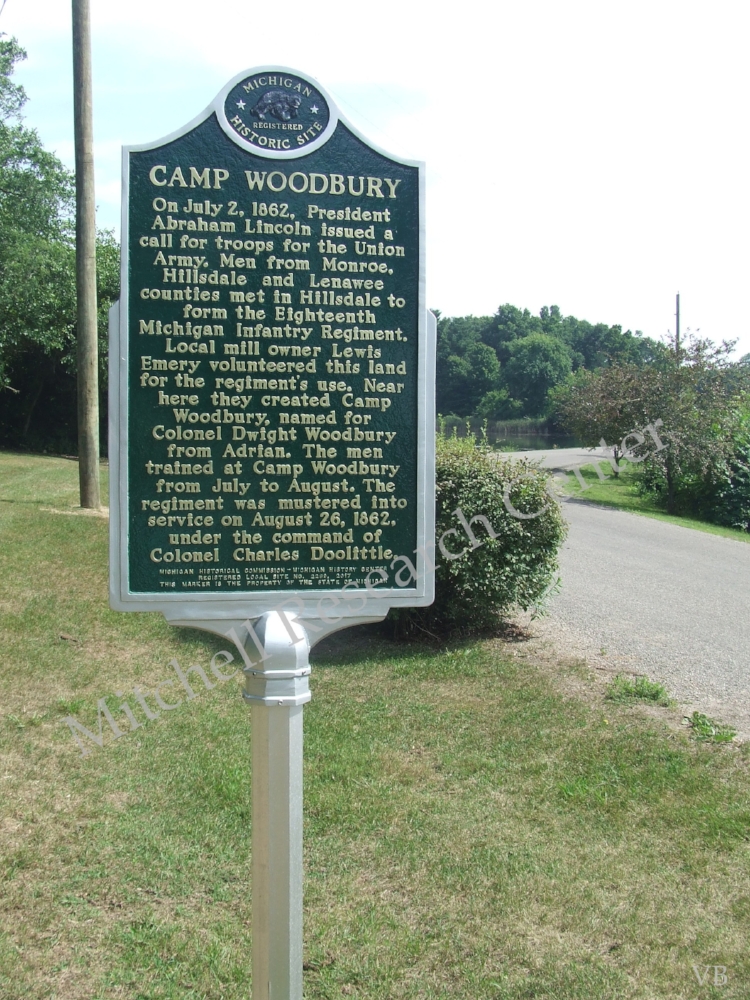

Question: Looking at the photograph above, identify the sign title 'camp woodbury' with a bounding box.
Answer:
[148,165,402,199]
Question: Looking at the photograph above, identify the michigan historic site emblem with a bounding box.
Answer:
[222,70,334,156]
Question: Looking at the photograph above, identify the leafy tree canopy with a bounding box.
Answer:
[434,302,660,419]
[0,34,79,390]
[503,333,572,417]
[552,334,750,512]
[0,35,27,120]
[0,35,120,453]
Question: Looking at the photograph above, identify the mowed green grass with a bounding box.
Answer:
[554,459,750,543]
[1,450,750,999]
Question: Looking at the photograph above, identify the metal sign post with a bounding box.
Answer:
[110,66,434,999]
[244,612,310,1000]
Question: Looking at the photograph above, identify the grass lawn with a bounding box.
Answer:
[1,449,750,999]
[553,459,750,544]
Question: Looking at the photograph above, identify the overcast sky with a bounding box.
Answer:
[2,1,748,353]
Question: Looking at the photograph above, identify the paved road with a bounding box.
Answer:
[505,444,619,473]
[508,448,750,738]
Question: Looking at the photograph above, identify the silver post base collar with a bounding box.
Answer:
[243,666,312,707]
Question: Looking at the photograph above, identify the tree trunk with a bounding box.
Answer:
[22,377,45,439]
[666,456,676,514]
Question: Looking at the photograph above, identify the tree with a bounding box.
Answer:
[549,364,644,473]
[502,333,572,416]
[482,304,541,361]
[552,335,749,513]
[483,303,658,371]
[0,35,120,452]
[0,35,76,391]
[435,304,662,421]
[436,321,500,416]
[436,314,492,359]
[0,228,118,451]
[475,388,523,420]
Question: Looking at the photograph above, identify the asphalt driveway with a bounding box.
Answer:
[508,447,750,738]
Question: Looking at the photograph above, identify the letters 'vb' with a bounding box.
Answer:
[110,67,435,622]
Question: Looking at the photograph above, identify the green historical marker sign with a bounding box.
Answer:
[110,66,434,620]
[109,68,434,1000]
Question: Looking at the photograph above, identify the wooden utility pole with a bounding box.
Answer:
[72,0,100,508]
[675,292,680,356]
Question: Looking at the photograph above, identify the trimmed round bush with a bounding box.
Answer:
[392,435,568,635]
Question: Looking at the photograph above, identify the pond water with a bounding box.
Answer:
[438,417,581,452]
[491,433,581,452]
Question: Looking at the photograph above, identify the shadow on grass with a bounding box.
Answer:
[0,497,61,504]
[310,618,533,668]
[169,626,236,655]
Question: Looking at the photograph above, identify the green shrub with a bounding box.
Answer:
[635,414,750,532]
[390,430,568,635]
[475,388,524,420]
[706,417,750,531]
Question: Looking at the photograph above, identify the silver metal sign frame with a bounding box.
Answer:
[109,65,434,630]
[108,66,434,1000]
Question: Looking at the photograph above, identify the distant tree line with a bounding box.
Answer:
[435,305,662,419]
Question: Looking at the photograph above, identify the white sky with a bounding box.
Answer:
[2,0,749,354]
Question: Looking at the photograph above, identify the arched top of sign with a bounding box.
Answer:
[214,66,339,159]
